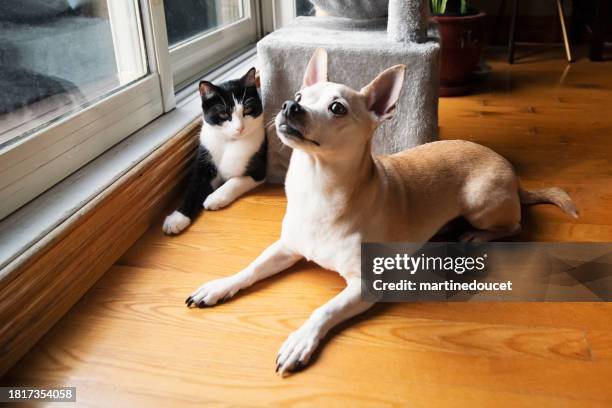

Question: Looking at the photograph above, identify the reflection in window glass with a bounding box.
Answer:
[164,0,245,47]
[0,0,147,148]
[296,0,315,16]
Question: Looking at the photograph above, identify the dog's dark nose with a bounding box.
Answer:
[282,100,303,117]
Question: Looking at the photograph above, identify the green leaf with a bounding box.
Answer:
[431,0,442,14]
[461,0,467,14]
[441,0,448,14]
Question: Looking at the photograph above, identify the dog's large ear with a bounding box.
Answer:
[302,48,328,88]
[360,65,406,121]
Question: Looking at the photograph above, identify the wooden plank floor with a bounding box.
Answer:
[4,48,612,407]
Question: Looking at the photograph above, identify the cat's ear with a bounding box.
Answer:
[199,81,216,99]
[241,67,257,88]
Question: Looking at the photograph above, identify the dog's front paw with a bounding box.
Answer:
[163,211,190,235]
[203,192,232,211]
[276,324,321,377]
[186,277,239,307]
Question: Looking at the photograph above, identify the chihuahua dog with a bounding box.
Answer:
[186,49,577,376]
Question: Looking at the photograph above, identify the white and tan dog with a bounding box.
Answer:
[186,49,577,376]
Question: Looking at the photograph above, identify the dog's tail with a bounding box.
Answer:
[519,187,578,218]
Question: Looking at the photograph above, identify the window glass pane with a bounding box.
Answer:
[165,0,246,47]
[296,0,315,16]
[0,0,148,149]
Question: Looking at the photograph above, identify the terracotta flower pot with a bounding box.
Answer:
[432,11,486,96]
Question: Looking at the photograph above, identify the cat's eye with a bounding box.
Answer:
[295,93,302,102]
[329,101,347,116]
[243,106,253,115]
[219,112,230,120]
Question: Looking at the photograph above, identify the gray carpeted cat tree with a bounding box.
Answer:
[257,0,440,183]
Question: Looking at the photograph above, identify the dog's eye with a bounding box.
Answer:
[295,93,302,102]
[328,101,347,116]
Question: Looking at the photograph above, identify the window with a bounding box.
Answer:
[165,0,245,46]
[266,0,314,31]
[166,0,259,88]
[0,0,147,148]
[0,0,277,221]
[0,0,163,220]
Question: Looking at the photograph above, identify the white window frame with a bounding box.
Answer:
[257,0,298,34]
[0,0,266,221]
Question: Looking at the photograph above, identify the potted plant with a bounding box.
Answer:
[431,0,486,96]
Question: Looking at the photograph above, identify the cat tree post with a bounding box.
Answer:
[387,0,430,43]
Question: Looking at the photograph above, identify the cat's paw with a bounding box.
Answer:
[203,192,232,211]
[162,211,190,235]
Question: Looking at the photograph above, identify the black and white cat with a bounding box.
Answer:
[163,68,266,235]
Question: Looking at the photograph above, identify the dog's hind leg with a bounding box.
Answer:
[276,277,374,376]
[459,172,523,243]
[186,240,302,307]
[461,190,522,243]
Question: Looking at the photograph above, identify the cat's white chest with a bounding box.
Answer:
[200,125,263,182]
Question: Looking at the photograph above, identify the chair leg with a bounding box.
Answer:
[494,0,507,45]
[589,0,604,61]
[508,0,519,64]
[556,0,573,62]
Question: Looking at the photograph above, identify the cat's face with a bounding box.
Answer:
[199,68,262,139]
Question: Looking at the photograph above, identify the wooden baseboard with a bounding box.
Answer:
[0,121,200,376]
